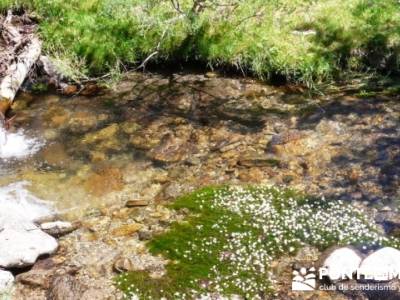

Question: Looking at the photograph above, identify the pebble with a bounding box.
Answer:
[111,223,143,237]
[138,230,153,241]
[380,206,392,212]
[40,221,78,237]
[113,257,134,273]
[125,200,149,207]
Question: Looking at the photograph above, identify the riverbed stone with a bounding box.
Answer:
[41,142,71,168]
[113,257,134,273]
[84,166,124,196]
[238,153,281,167]
[48,274,85,300]
[8,71,400,299]
[125,200,149,207]
[16,269,51,289]
[82,123,119,144]
[68,111,98,133]
[111,223,143,237]
[40,221,78,237]
[148,133,188,163]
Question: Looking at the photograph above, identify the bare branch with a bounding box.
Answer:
[136,51,159,71]
[235,8,265,27]
[136,26,169,71]
[170,0,184,14]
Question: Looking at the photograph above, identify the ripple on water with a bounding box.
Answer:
[0,181,54,222]
[0,126,44,161]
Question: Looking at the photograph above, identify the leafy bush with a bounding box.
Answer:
[1,0,399,85]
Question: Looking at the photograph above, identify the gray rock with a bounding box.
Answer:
[113,257,134,273]
[16,268,51,289]
[40,221,78,237]
[48,275,85,300]
[138,229,152,241]
[48,274,114,300]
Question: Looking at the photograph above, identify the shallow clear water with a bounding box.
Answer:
[0,91,148,217]
[0,73,399,219]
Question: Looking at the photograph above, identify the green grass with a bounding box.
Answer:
[1,0,400,85]
[115,185,399,299]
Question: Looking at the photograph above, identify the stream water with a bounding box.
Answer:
[0,72,399,298]
[1,72,399,216]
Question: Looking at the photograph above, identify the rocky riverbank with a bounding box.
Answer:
[0,72,399,299]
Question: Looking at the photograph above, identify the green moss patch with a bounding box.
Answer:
[116,186,399,299]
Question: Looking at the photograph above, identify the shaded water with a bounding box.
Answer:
[0,72,399,219]
[0,91,157,216]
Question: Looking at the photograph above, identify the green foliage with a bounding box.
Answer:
[115,185,399,299]
[1,0,399,84]
[30,82,48,93]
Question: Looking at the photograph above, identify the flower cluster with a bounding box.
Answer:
[117,186,398,299]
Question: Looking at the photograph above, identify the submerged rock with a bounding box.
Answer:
[16,268,52,289]
[82,123,119,144]
[148,133,189,163]
[84,166,124,196]
[67,111,98,133]
[238,153,281,167]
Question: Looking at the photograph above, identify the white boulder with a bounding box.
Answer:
[322,247,363,280]
[359,247,400,281]
[0,270,14,292]
[0,226,58,268]
[0,182,58,268]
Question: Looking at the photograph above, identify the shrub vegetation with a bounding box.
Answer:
[1,0,399,85]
